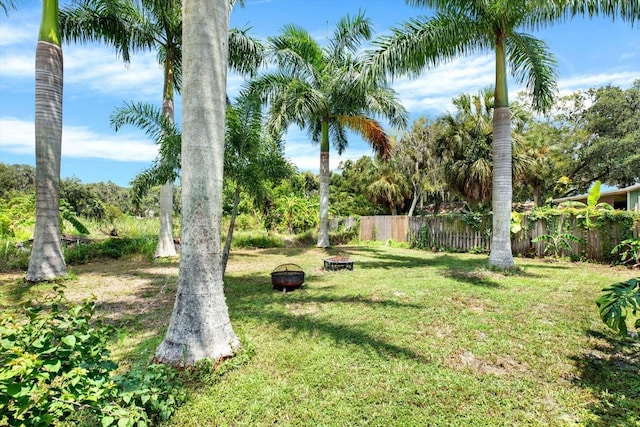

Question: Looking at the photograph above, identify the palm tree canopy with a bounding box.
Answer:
[249,11,407,157]
[369,1,570,112]
[60,0,263,92]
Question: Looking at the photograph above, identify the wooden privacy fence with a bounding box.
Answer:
[358,214,640,262]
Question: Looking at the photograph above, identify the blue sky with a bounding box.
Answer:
[1,0,638,187]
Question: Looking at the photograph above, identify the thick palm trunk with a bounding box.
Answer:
[27,0,66,282]
[488,40,515,269]
[155,181,176,257]
[488,106,514,268]
[155,0,238,366]
[317,119,330,248]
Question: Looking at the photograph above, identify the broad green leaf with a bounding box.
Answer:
[102,416,115,427]
[61,335,77,347]
[43,359,62,373]
[0,338,15,349]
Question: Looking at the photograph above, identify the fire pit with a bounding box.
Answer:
[323,256,354,271]
[271,263,305,292]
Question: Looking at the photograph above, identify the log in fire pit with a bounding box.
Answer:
[323,256,354,271]
[271,263,305,292]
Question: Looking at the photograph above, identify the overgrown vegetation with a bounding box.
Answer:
[0,288,185,426]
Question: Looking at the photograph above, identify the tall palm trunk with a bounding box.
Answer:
[317,119,330,248]
[488,38,515,269]
[155,0,239,366]
[26,0,66,282]
[155,54,177,258]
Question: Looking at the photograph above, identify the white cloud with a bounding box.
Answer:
[558,71,638,94]
[392,55,496,115]
[0,117,158,162]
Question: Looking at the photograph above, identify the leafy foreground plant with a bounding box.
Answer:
[596,277,640,336]
[0,288,185,426]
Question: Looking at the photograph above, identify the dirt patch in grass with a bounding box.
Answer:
[446,350,529,376]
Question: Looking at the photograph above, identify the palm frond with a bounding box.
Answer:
[328,10,373,61]
[268,24,325,76]
[596,277,640,336]
[506,32,558,113]
[60,0,155,62]
[229,27,264,77]
[338,116,392,159]
[365,12,490,80]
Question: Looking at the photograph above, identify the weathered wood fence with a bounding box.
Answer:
[358,214,640,262]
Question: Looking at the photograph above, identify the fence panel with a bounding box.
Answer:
[359,213,639,263]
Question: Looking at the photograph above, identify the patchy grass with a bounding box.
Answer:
[1,247,638,426]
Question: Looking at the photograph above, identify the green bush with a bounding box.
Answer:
[63,237,156,265]
[0,288,185,426]
[232,231,284,249]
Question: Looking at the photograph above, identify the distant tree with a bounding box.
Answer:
[27,0,66,282]
[249,11,408,247]
[394,118,447,216]
[570,82,640,189]
[366,158,410,215]
[0,163,35,197]
[60,177,106,220]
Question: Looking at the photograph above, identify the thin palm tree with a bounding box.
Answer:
[249,12,408,247]
[154,0,239,366]
[367,0,637,268]
[223,93,292,273]
[26,0,66,282]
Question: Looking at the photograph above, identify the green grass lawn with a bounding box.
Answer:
[1,245,638,426]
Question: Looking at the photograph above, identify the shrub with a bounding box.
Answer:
[611,238,640,268]
[232,231,284,249]
[0,288,185,426]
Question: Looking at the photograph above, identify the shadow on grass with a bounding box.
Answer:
[571,329,640,426]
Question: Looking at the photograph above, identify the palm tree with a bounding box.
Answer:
[437,89,531,211]
[154,0,239,366]
[61,0,263,257]
[223,93,292,273]
[367,0,637,268]
[26,0,66,282]
[109,101,181,212]
[249,12,408,247]
[366,158,410,215]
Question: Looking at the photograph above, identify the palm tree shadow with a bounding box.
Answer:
[570,329,640,426]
